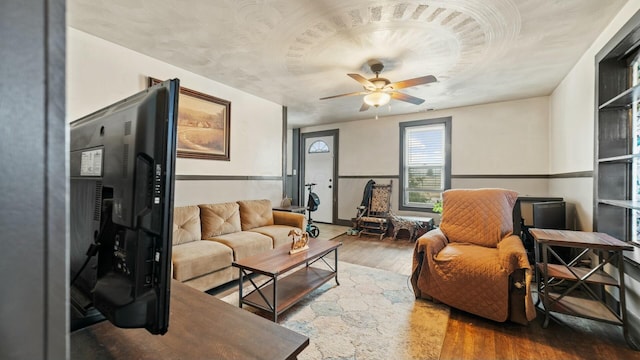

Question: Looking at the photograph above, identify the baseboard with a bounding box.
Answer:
[335,219,353,227]
[604,288,640,349]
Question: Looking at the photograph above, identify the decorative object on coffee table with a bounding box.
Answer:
[288,229,309,254]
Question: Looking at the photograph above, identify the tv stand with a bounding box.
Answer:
[71,280,309,359]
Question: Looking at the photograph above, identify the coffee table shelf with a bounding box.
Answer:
[233,239,342,322]
[243,267,335,315]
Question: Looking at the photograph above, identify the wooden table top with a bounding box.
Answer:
[528,228,634,251]
[71,280,309,360]
[272,206,306,213]
[233,239,342,276]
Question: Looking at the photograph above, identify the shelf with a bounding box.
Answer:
[536,263,619,286]
[598,154,638,163]
[243,267,336,314]
[598,199,640,210]
[542,292,622,325]
[599,83,640,109]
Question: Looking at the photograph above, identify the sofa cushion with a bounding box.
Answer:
[237,199,274,230]
[206,231,272,260]
[182,267,236,292]
[199,202,242,237]
[172,240,233,282]
[172,205,201,245]
[250,224,298,248]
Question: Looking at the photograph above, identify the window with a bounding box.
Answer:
[399,117,451,210]
[308,140,329,153]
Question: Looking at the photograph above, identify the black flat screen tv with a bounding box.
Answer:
[532,201,566,230]
[69,78,179,335]
[532,201,569,263]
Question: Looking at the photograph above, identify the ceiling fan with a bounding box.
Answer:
[319,60,437,112]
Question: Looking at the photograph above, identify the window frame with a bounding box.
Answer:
[398,116,452,212]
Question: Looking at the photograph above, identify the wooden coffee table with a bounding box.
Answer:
[232,239,342,322]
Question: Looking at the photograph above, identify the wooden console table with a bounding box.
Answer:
[71,280,309,359]
[529,228,638,350]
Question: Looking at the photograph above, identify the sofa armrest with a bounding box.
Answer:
[273,210,307,230]
[497,234,531,273]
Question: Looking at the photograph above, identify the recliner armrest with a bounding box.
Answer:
[273,210,307,230]
[414,228,448,258]
[411,228,449,298]
[497,234,531,273]
[499,234,537,323]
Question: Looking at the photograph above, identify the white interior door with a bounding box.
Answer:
[304,135,334,223]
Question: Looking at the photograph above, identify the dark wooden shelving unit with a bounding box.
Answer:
[594,9,640,250]
[599,83,640,110]
[598,199,640,211]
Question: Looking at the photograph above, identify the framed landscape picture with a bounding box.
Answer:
[149,77,231,161]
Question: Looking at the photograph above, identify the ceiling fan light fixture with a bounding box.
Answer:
[364,91,391,107]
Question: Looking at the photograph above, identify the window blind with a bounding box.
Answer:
[405,124,445,191]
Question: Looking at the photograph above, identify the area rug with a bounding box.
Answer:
[221,261,450,360]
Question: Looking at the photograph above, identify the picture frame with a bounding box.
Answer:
[148,77,231,161]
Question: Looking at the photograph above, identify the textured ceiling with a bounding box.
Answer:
[68,0,627,128]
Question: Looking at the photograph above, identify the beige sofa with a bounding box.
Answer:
[171,199,306,291]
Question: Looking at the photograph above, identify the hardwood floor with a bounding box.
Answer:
[317,224,640,360]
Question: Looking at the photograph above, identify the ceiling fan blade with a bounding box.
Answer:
[387,75,437,90]
[359,102,370,112]
[319,91,368,100]
[391,92,426,105]
[348,74,376,90]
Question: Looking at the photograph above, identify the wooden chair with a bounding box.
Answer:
[356,182,392,240]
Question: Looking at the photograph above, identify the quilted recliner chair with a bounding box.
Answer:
[411,188,536,324]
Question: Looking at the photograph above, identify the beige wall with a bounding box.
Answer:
[67,28,285,205]
[302,96,550,222]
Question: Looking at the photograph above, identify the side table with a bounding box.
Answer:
[273,206,306,214]
[529,228,638,350]
[390,215,434,241]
